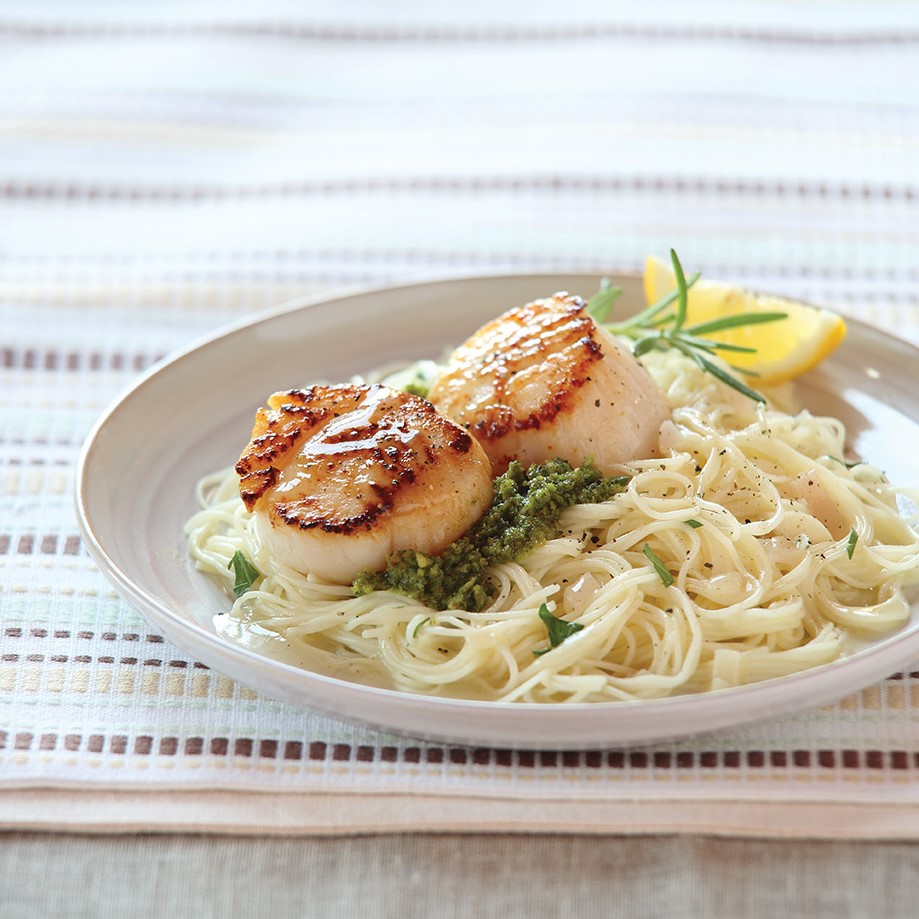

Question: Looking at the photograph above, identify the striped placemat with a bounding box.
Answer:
[2,0,919,837]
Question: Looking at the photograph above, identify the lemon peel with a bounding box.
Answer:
[643,255,847,386]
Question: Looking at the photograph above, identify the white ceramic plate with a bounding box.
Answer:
[76,274,919,749]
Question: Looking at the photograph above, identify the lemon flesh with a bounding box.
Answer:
[643,256,847,386]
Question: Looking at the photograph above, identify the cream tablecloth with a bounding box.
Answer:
[2,3,919,906]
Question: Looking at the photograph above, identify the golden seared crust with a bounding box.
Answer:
[452,293,603,443]
[236,386,340,510]
[428,293,603,447]
[236,384,480,534]
[428,292,669,474]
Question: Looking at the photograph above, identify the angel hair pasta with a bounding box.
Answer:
[185,342,919,704]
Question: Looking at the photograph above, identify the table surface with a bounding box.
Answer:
[2,2,919,914]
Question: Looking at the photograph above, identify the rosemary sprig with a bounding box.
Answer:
[589,249,788,402]
[585,279,624,323]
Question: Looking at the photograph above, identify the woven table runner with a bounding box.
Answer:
[2,1,919,838]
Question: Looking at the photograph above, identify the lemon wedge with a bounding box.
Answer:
[643,255,847,386]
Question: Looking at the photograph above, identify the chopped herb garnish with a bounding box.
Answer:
[846,529,858,559]
[685,519,703,529]
[825,455,862,470]
[403,375,430,399]
[227,550,261,598]
[643,543,675,587]
[533,602,584,656]
[412,617,431,638]
[586,279,624,323]
[595,249,787,403]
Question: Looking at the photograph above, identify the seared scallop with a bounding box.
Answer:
[236,384,493,582]
[427,293,670,474]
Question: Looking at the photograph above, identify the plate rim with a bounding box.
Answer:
[74,271,919,746]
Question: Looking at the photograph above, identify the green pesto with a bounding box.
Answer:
[352,458,628,612]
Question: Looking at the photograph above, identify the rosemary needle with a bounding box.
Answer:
[589,249,787,402]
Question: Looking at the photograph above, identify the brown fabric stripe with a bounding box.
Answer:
[0,535,83,555]
[0,457,71,468]
[3,628,164,642]
[234,738,252,757]
[0,21,916,45]
[284,741,304,761]
[0,652,207,668]
[3,730,918,771]
[185,737,203,755]
[2,176,916,203]
[210,737,228,756]
[0,348,157,371]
